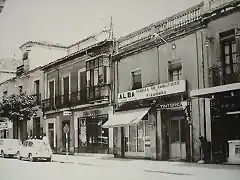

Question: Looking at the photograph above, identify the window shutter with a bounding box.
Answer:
[236,28,240,63]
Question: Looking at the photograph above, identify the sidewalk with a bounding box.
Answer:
[52,154,240,172]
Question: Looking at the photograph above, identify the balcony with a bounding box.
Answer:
[209,63,240,87]
[32,93,41,106]
[42,84,110,112]
[88,84,110,102]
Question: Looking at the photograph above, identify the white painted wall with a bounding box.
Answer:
[27,46,68,71]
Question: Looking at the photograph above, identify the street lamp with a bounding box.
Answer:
[151,33,168,84]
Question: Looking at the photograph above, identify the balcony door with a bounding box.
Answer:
[79,71,87,102]
[220,29,238,84]
[49,81,55,107]
[63,76,70,105]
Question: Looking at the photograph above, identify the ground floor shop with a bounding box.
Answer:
[44,104,113,154]
[190,83,240,164]
[103,100,192,161]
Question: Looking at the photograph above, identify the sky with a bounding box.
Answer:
[0,0,203,59]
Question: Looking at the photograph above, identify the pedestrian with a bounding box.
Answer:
[198,136,210,163]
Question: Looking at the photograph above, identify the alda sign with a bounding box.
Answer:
[118,80,186,103]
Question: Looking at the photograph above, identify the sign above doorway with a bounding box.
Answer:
[63,111,72,116]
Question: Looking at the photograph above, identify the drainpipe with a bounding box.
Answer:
[200,31,207,139]
[195,32,201,162]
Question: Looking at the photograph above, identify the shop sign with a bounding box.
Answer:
[83,109,101,117]
[63,111,72,116]
[118,80,186,103]
[159,102,182,109]
[0,122,8,130]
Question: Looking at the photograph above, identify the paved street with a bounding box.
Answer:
[0,155,240,180]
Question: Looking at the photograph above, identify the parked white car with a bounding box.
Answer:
[0,139,23,158]
[19,139,53,162]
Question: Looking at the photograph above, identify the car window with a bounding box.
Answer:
[23,141,28,147]
[28,141,33,147]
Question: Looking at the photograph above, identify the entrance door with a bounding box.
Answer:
[33,117,41,139]
[48,123,55,151]
[169,118,186,160]
[62,120,70,152]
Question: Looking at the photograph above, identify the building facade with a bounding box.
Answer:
[42,39,115,154]
[103,2,207,162]
[191,0,240,164]
[0,65,44,142]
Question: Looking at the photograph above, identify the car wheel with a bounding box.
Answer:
[29,153,35,162]
[16,151,21,160]
[1,151,5,158]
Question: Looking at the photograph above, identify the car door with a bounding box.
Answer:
[21,141,28,157]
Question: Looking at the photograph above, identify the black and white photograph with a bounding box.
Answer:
[0,0,240,179]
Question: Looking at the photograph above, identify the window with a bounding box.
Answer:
[18,86,23,94]
[62,76,70,105]
[169,68,182,81]
[124,115,149,153]
[131,69,142,90]
[3,91,7,96]
[28,141,33,147]
[23,141,28,147]
[86,56,110,101]
[34,80,40,104]
[86,57,110,87]
[220,29,237,77]
[48,80,55,106]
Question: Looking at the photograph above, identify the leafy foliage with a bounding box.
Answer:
[0,93,39,122]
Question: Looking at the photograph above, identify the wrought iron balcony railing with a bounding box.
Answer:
[42,84,110,111]
[32,93,41,106]
[209,63,240,87]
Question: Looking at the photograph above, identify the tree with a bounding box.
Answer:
[0,93,39,122]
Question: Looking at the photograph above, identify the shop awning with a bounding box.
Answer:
[102,107,150,128]
[190,82,240,98]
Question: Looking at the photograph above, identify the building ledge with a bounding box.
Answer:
[190,82,240,98]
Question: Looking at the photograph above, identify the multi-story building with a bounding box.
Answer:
[103,2,205,162]
[42,37,115,154]
[0,64,44,141]
[190,0,240,163]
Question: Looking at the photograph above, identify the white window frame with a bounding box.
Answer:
[77,68,86,92]
[47,79,55,99]
[130,68,143,89]
[61,73,71,96]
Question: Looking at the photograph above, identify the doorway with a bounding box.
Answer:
[169,117,186,160]
[48,123,55,151]
[62,120,70,152]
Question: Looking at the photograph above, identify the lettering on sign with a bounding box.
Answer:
[159,102,182,109]
[83,109,101,117]
[118,80,186,103]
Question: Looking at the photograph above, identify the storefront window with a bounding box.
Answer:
[124,116,149,153]
[84,115,109,147]
[137,122,144,152]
